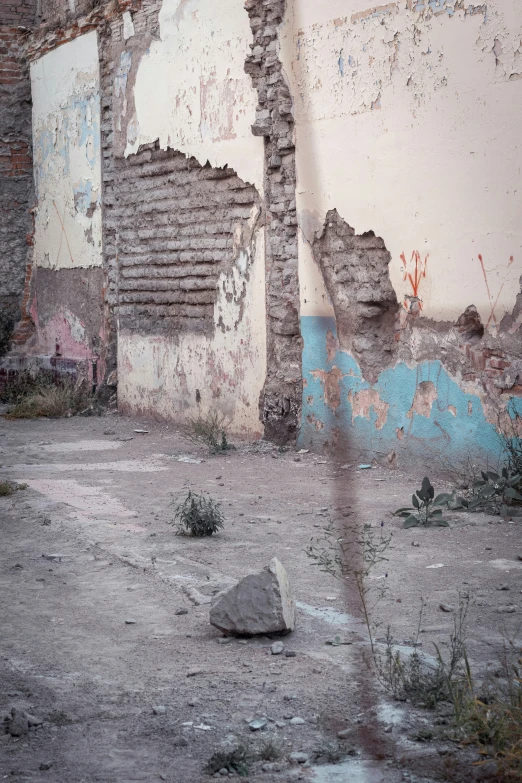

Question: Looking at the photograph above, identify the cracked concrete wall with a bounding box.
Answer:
[280,0,522,462]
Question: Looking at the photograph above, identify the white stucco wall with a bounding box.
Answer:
[31,31,102,269]
[126,0,264,193]
[118,216,266,436]
[281,0,522,330]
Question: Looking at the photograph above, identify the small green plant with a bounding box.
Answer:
[171,490,224,537]
[0,480,28,497]
[394,477,451,528]
[204,743,251,776]
[258,739,282,762]
[307,519,391,651]
[186,409,234,454]
[464,469,522,515]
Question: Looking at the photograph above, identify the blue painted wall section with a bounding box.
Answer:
[299,316,521,462]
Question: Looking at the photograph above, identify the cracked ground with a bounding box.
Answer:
[1,414,521,782]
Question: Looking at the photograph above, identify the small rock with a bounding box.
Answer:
[39,763,53,771]
[152,705,166,715]
[411,541,420,547]
[271,641,284,655]
[498,605,516,613]
[173,736,189,747]
[187,669,204,677]
[219,769,229,776]
[217,637,231,644]
[125,619,137,624]
[275,720,286,728]
[26,714,43,727]
[175,608,189,616]
[103,429,116,435]
[8,709,28,737]
[248,718,268,731]
[498,585,510,591]
[262,762,284,772]
[439,604,454,613]
[337,729,351,739]
[184,587,211,606]
[289,752,308,764]
[285,650,296,658]
[289,717,305,725]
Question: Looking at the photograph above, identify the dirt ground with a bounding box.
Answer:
[1,413,521,783]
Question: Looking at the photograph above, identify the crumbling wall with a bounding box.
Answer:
[245,0,301,443]
[99,0,267,434]
[281,0,522,463]
[0,0,35,356]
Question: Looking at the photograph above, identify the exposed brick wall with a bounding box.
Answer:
[0,15,35,356]
[0,0,34,26]
[107,145,260,335]
[245,0,301,444]
[312,210,399,384]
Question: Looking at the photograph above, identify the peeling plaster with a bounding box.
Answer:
[118,212,266,435]
[30,32,102,270]
[299,315,522,461]
[282,0,522,326]
[125,0,264,192]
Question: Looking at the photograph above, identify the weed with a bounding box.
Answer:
[204,743,251,776]
[0,480,27,497]
[171,490,224,537]
[258,739,282,762]
[394,477,452,528]
[452,636,522,779]
[310,740,346,764]
[4,373,91,419]
[186,410,234,453]
[377,596,469,709]
[307,519,391,651]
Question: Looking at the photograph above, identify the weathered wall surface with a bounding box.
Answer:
[106,0,269,435]
[15,30,106,381]
[281,0,522,462]
[0,0,35,356]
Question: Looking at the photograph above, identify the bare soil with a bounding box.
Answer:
[1,414,521,783]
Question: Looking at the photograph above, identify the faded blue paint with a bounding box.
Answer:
[338,50,344,76]
[75,95,100,170]
[73,178,95,214]
[299,315,510,462]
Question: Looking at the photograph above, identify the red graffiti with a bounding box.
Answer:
[400,250,428,311]
[478,254,514,329]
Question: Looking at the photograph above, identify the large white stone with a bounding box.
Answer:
[209,558,296,636]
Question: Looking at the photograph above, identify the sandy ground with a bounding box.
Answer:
[1,413,521,783]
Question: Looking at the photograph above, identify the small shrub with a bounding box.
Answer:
[204,743,251,776]
[394,477,451,528]
[0,480,27,497]
[258,739,282,762]
[186,410,234,453]
[171,490,224,537]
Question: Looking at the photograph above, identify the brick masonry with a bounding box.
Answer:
[0,7,35,356]
[245,0,302,443]
[106,144,260,336]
